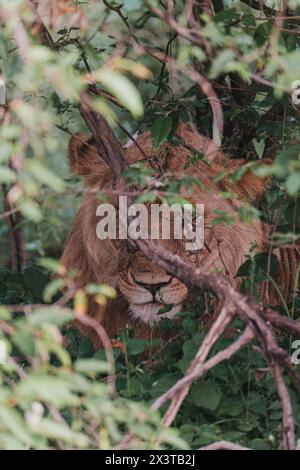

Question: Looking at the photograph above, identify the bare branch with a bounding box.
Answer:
[80,92,127,184]
[155,302,237,425]
[272,363,295,449]
[199,440,250,450]
[151,325,253,415]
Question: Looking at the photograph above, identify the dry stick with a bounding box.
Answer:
[135,240,298,449]
[160,302,236,427]
[152,325,254,414]
[187,66,224,143]
[134,43,224,144]
[136,239,300,396]
[1,185,24,272]
[185,0,212,22]
[27,0,55,48]
[162,327,294,449]
[75,313,116,393]
[199,441,250,450]
[0,206,18,221]
[27,2,126,187]
[149,1,205,47]
[116,323,254,449]
[14,211,25,272]
[240,0,294,17]
[271,363,294,449]
[148,2,223,140]
[85,82,161,172]
[2,185,18,271]
[262,308,300,336]
[79,92,127,184]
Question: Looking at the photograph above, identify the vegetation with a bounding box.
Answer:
[0,0,300,450]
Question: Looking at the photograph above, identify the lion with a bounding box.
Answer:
[61,122,297,348]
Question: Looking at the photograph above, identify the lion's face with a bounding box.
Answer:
[117,245,188,323]
[62,122,269,334]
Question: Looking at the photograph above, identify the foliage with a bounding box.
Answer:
[0,0,300,450]
[0,304,185,449]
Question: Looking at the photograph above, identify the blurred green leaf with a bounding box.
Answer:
[30,307,73,326]
[94,69,143,118]
[25,160,65,192]
[19,199,42,222]
[74,359,109,374]
[0,167,16,183]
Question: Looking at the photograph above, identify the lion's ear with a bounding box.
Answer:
[68,133,110,185]
[68,133,99,176]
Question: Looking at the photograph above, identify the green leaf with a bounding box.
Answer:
[124,0,142,11]
[157,304,173,315]
[16,375,79,407]
[214,8,238,23]
[94,69,143,118]
[77,336,94,357]
[252,138,265,159]
[90,97,117,127]
[0,407,33,446]
[218,397,244,417]
[150,373,181,398]
[248,392,267,416]
[229,165,247,182]
[210,50,237,78]
[151,116,173,150]
[242,14,256,26]
[236,252,279,278]
[135,191,156,203]
[25,160,65,192]
[74,359,109,374]
[249,438,271,450]
[274,145,300,178]
[19,199,42,222]
[30,307,73,326]
[126,338,146,356]
[85,283,116,298]
[191,380,222,411]
[38,258,64,274]
[156,429,189,450]
[0,167,16,183]
[32,418,88,447]
[43,278,64,302]
[285,172,300,195]
[13,328,35,356]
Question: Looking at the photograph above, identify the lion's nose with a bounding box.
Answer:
[139,282,168,295]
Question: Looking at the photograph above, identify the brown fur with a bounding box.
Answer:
[61,122,297,348]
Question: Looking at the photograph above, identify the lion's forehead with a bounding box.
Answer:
[130,255,163,272]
